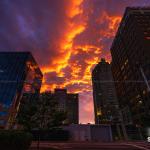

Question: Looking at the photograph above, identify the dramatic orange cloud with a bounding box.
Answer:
[97,12,121,38]
[66,0,84,18]
[41,0,86,75]
[40,0,122,123]
[41,0,86,92]
[2,0,148,124]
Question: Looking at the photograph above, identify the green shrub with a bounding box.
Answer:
[0,130,32,150]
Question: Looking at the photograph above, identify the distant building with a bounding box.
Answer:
[54,89,67,110]
[111,7,150,128]
[0,52,43,129]
[92,58,120,124]
[67,94,79,124]
[54,89,79,124]
[52,89,79,124]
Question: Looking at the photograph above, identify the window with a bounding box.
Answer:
[0,111,8,116]
[0,120,5,125]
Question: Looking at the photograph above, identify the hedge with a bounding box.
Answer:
[31,129,70,141]
[0,130,32,150]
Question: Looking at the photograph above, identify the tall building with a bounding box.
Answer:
[111,7,150,128]
[92,58,120,124]
[67,94,79,124]
[0,52,43,129]
[54,89,67,110]
[52,89,79,124]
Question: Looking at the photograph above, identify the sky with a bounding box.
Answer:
[0,0,150,123]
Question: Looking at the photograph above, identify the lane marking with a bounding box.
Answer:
[123,143,150,150]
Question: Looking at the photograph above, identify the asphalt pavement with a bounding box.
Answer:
[31,141,150,150]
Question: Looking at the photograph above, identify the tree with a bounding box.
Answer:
[17,93,38,130]
[17,92,67,150]
[17,92,67,130]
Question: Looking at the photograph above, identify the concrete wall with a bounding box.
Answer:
[63,124,112,142]
[90,125,112,142]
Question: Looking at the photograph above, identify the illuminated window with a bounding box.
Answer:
[97,108,102,116]
[97,111,102,116]
[124,59,128,65]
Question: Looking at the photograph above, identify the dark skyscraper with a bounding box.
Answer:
[111,7,150,128]
[0,52,43,129]
[92,58,120,124]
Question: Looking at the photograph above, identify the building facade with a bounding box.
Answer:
[92,58,120,124]
[0,52,43,129]
[52,89,79,124]
[111,7,150,128]
[54,89,67,110]
[67,94,79,124]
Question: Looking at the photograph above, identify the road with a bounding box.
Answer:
[31,141,150,150]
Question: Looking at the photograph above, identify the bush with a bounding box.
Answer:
[0,130,32,150]
[31,129,70,141]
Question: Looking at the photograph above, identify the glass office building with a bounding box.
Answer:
[0,52,43,129]
[111,7,150,129]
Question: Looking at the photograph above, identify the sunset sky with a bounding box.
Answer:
[0,0,150,123]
